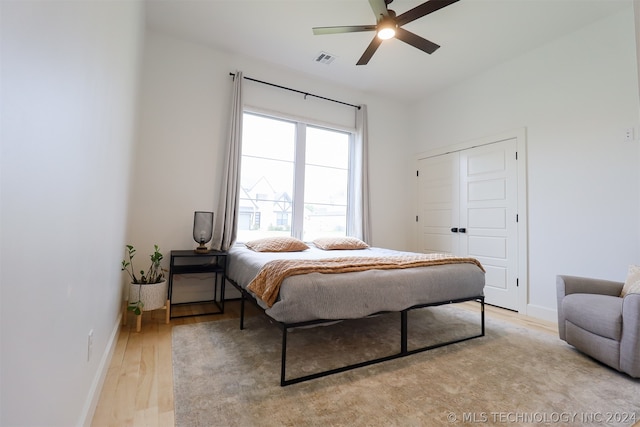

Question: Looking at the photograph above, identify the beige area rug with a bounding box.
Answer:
[172,305,640,426]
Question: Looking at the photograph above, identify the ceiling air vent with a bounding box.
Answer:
[314,52,336,65]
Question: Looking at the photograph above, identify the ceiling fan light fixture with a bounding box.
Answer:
[377,26,396,40]
[376,10,397,40]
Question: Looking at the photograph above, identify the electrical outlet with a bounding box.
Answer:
[624,127,635,142]
[87,330,94,362]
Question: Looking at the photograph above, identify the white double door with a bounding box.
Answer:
[417,138,520,310]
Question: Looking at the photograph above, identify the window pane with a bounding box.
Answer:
[242,113,295,161]
[304,165,347,205]
[239,115,295,242]
[306,127,349,168]
[303,204,347,241]
[303,127,349,241]
[240,156,293,195]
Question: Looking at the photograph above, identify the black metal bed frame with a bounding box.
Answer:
[227,277,485,386]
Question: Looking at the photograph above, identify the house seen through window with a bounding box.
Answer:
[238,112,352,242]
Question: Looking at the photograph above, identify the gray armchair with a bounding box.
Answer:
[556,275,640,378]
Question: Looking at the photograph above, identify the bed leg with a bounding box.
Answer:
[401,310,408,354]
[280,326,288,386]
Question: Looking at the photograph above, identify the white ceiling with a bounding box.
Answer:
[145,0,631,102]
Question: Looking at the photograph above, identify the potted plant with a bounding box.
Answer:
[121,244,170,331]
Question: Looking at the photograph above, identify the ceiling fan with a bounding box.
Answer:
[312,0,459,65]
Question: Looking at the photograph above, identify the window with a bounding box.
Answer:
[238,112,352,242]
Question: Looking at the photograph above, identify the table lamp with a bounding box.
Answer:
[193,211,213,253]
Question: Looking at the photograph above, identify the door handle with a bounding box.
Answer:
[450,227,458,233]
[458,228,466,233]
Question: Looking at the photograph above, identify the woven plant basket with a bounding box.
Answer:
[128,279,168,311]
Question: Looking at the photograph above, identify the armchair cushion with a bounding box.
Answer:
[562,294,623,340]
[556,275,623,341]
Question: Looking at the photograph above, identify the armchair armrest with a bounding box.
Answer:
[556,275,624,340]
[557,275,624,297]
[620,293,640,378]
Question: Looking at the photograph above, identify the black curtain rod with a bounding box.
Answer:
[229,72,361,110]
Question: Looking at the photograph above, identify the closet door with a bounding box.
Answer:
[417,138,519,311]
[460,139,518,310]
[417,152,460,255]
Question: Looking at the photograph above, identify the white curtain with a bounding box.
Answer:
[211,71,243,251]
[348,104,372,243]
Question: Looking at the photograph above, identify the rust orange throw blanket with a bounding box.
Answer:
[247,254,485,307]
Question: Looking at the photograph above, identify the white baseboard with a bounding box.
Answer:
[78,314,122,427]
[525,303,558,324]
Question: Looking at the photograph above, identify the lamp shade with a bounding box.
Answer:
[193,211,213,252]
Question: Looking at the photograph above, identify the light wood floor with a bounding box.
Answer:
[90,300,557,427]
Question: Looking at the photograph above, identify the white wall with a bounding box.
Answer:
[129,30,413,269]
[0,1,143,426]
[410,7,640,320]
[4,2,636,425]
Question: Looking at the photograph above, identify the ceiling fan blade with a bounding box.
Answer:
[368,0,390,21]
[356,36,384,65]
[313,25,376,35]
[394,27,440,54]
[396,0,459,26]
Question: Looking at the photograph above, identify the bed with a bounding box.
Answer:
[225,237,486,386]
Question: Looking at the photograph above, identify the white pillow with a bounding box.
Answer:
[620,264,640,297]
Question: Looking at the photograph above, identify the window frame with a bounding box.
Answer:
[239,108,356,242]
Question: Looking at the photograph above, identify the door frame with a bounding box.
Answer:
[413,128,529,315]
